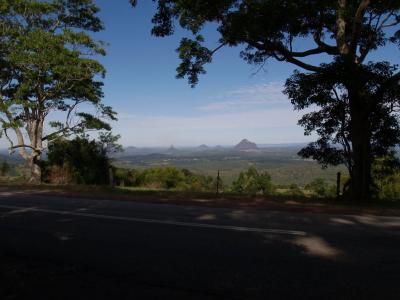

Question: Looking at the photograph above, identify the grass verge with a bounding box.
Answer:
[0,183,400,216]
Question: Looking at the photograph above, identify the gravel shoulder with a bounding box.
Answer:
[1,184,399,217]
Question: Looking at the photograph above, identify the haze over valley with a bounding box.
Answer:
[113,139,345,186]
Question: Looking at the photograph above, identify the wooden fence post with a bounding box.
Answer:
[216,170,220,194]
[109,166,114,187]
[336,172,341,199]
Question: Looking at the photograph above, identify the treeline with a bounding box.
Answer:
[39,137,337,196]
[113,167,217,191]
[30,136,400,200]
[111,165,340,198]
[0,160,20,178]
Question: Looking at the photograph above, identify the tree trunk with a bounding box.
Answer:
[350,126,371,200]
[349,92,372,201]
[27,119,44,184]
[28,155,42,184]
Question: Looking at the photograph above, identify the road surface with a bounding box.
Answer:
[0,192,399,299]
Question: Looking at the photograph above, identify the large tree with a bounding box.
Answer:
[0,0,115,183]
[132,0,400,200]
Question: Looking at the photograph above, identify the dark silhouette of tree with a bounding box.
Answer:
[285,61,400,199]
[45,136,115,185]
[131,0,400,200]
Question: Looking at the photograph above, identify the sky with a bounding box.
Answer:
[5,1,397,149]
[91,0,312,147]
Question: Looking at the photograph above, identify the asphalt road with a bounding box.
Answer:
[0,192,399,299]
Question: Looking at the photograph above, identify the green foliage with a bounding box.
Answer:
[0,160,10,176]
[138,1,400,85]
[231,167,274,195]
[44,136,111,185]
[305,178,335,198]
[115,150,346,187]
[374,172,400,200]
[139,167,186,189]
[98,132,123,154]
[113,166,216,192]
[0,0,114,182]
[287,184,304,197]
[372,156,400,200]
[287,61,400,197]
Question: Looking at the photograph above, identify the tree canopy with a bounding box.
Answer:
[132,0,400,200]
[0,0,115,182]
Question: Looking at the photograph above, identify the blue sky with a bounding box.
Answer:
[92,0,307,146]
[86,1,398,146]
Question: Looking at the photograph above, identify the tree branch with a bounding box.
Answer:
[211,43,226,55]
[287,47,329,57]
[350,0,371,56]
[247,40,323,72]
[3,111,30,160]
[42,123,80,142]
[336,0,350,55]
[9,144,38,151]
[313,32,338,55]
[378,12,399,29]
[283,55,322,72]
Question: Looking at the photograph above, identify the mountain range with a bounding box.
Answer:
[113,139,307,157]
[234,139,259,151]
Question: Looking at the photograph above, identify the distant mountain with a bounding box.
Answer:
[234,139,258,151]
[257,142,308,148]
[116,146,168,157]
[0,149,27,162]
[197,144,209,150]
[123,146,138,154]
[166,144,178,154]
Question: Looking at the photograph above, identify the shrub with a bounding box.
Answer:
[231,167,274,195]
[305,178,335,198]
[287,183,304,196]
[44,137,110,185]
[372,156,400,200]
[113,166,218,192]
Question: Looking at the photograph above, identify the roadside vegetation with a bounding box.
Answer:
[3,144,400,201]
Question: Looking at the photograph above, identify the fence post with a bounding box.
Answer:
[109,166,114,187]
[216,170,220,194]
[336,172,341,199]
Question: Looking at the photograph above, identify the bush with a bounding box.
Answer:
[231,167,274,195]
[44,137,111,185]
[372,156,400,200]
[0,160,10,176]
[287,183,304,196]
[137,167,185,189]
[305,178,335,198]
[114,166,217,191]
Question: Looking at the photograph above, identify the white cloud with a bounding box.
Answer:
[116,107,311,146]
[119,108,298,129]
[115,79,316,146]
[198,82,288,111]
